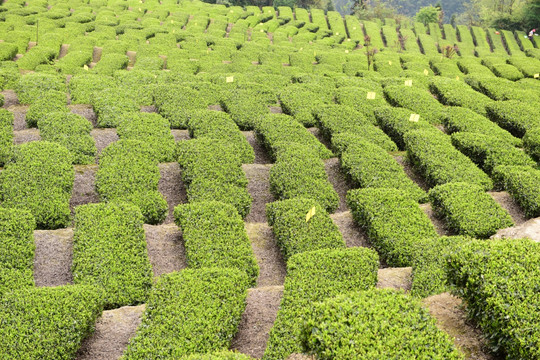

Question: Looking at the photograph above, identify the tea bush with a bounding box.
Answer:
[429,77,494,116]
[25,90,69,128]
[486,100,540,138]
[493,165,540,218]
[92,87,139,127]
[15,72,66,104]
[0,109,13,166]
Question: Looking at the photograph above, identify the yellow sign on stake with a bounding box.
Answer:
[423,69,429,76]
[306,206,316,223]
[367,92,376,100]
[534,73,539,78]
[404,79,413,86]
[409,114,420,122]
[388,60,392,65]
[456,76,460,80]
[226,76,234,83]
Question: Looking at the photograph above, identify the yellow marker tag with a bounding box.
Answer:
[404,79,412,86]
[306,206,316,223]
[366,92,376,100]
[423,69,429,75]
[226,76,234,83]
[299,47,303,51]
[83,64,89,71]
[260,29,264,32]
[336,32,339,35]
[409,114,420,122]
[388,60,392,65]
[171,20,174,23]
[353,26,357,30]
[347,39,351,42]
[345,50,349,53]
[534,73,539,78]
[456,76,460,80]
[138,7,141,11]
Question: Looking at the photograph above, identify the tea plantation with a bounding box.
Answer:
[0,0,539,358]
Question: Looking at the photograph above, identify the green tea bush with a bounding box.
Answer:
[17,46,57,71]
[177,138,251,218]
[404,129,493,190]
[0,285,104,360]
[114,70,157,106]
[383,85,445,123]
[470,76,536,102]
[523,127,540,160]
[428,182,513,238]
[92,87,139,128]
[0,43,18,61]
[447,239,540,358]
[430,59,463,79]
[507,56,540,78]
[263,247,379,360]
[347,188,438,266]
[25,90,68,128]
[15,72,66,104]
[301,289,463,359]
[38,112,96,165]
[55,50,92,74]
[174,201,259,286]
[121,268,249,359]
[0,141,73,229]
[374,105,437,150]
[73,202,153,308]
[69,73,116,104]
[153,84,207,128]
[450,132,535,173]
[0,109,13,166]
[96,140,167,224]
[490,63,524,81]
[486,100,540,138]
[340,137,426,202]
[266,198,345,262]
[255,113,332,160]
[429,76,494,116]
[493,165,540,218]
[0,208,35,298]
[116,112,175,163]
[91,53,129,75]
[269,143,339,213]
[220,93,271,130]
[334,86,387,125]
[187,110,254,164]
[279,83,333,126]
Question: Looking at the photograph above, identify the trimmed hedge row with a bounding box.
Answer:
[181,352,253,360]
[486,100,540,138]
[25,90,69,128]
[39,112,96,165]
[263,247,379,360]
[314,104,397,152]
[174,201,259,286]
[0,285,105,360]
[255,113,332,160]
[335,86,388,124]
[96,140,168,224]
[339,137,426,202]
[523,128,540,160]
[0,141,73,229]
[404,129,493,190]
[450,132,535,173]
[69,74,116,104]
[15,73,66,104]
[429,76,494,116]
[266,198,345,263]
[153,84,208,129]
[383,85,446,124]
[347,188,438,267]
[0,109,13,166]
[301,289,463,359]
[177,138,251,218]
[220,86,273,130]
[73,202,153,309]
[116,112,176,163]
[493,165,540,218]
[187,109,254,164]
[269,143,339,213]
[121,268,249,359]
[447,239,540,358]
[279,83,333,127]
[92,88,139,128]
[428,182,513,238]
[440,106,521,146]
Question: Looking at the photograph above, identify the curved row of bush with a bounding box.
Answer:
[0,109,13,166]
[429,77,494,116]
[493,165,540,218]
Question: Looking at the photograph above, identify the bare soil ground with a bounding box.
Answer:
[243,164,274,223]
[158,162,186,224]
[307,127,332,151]
[33,228,73,287]
[377,267,412,291]
[70,164,100,215]
[493,217,540,242]
[140,105,157,113]
[143,223,187,278]
[58,44,70,59]
[231,286,284,359]
[171,129,190,142]
[245,222,287,287]
[269,106,282,114]
[420,203,451,236]
[8,104,29,130]
[394,155,430,192]
[91,128,119,156]
[76,304,145,360]
[324,157,351,213]
[488,191,527,226]
[70,104,97,127]
[423,293,497,360]
[329,211,368,248]
[208,104,223,111]
[242,131,273,164]
[13,128,40,144]
[2,90,19,108]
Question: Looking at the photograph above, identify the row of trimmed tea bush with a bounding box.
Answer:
[174,201,259,286]
[383,85,445,123]
[493,165,540,218]
[0,109,13,166]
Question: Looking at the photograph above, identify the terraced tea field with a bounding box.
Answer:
[1,0,540,358]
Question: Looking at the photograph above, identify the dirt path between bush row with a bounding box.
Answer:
[330,210,369,248]
[324,157,351,213]
[243,164,274,223]
[421,203,451,236]
[488,191,527,226]
[158,162,187,224]
[70,164,100,215]
[243,131,273,164]
[33,228,74,287]
[143,223,187,278]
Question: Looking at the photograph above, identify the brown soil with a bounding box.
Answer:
[307,127,332,151]
[243,164,274,223]
[231,285,284,359]
[158,162,187,224]
[377,267,412,291]
[245,222,287,287]
[492,217,540,242]
[2,90,19,108]
[33,228,74,287]
[13,128,40,144]
[92,128,119,156]
[208,104,223,111]
[423,293,497,360]
[92,47,102,63]
[269,106,282,114]
[421,203,451,236]
[8,104,29,130]
[126,51,137,67]
[394,155,430,191]
[242,131,272,164]
[70,164,99,215]
[324,157,351,213]
[143,223,187,278]
[69,104,97,127]
[488,191,527,226]
[171,129,190,142]
[140,105,157,113]
[58,44,70,59]
[330,211,369,248]
[287,355,314,360]
[76,304,145,360]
